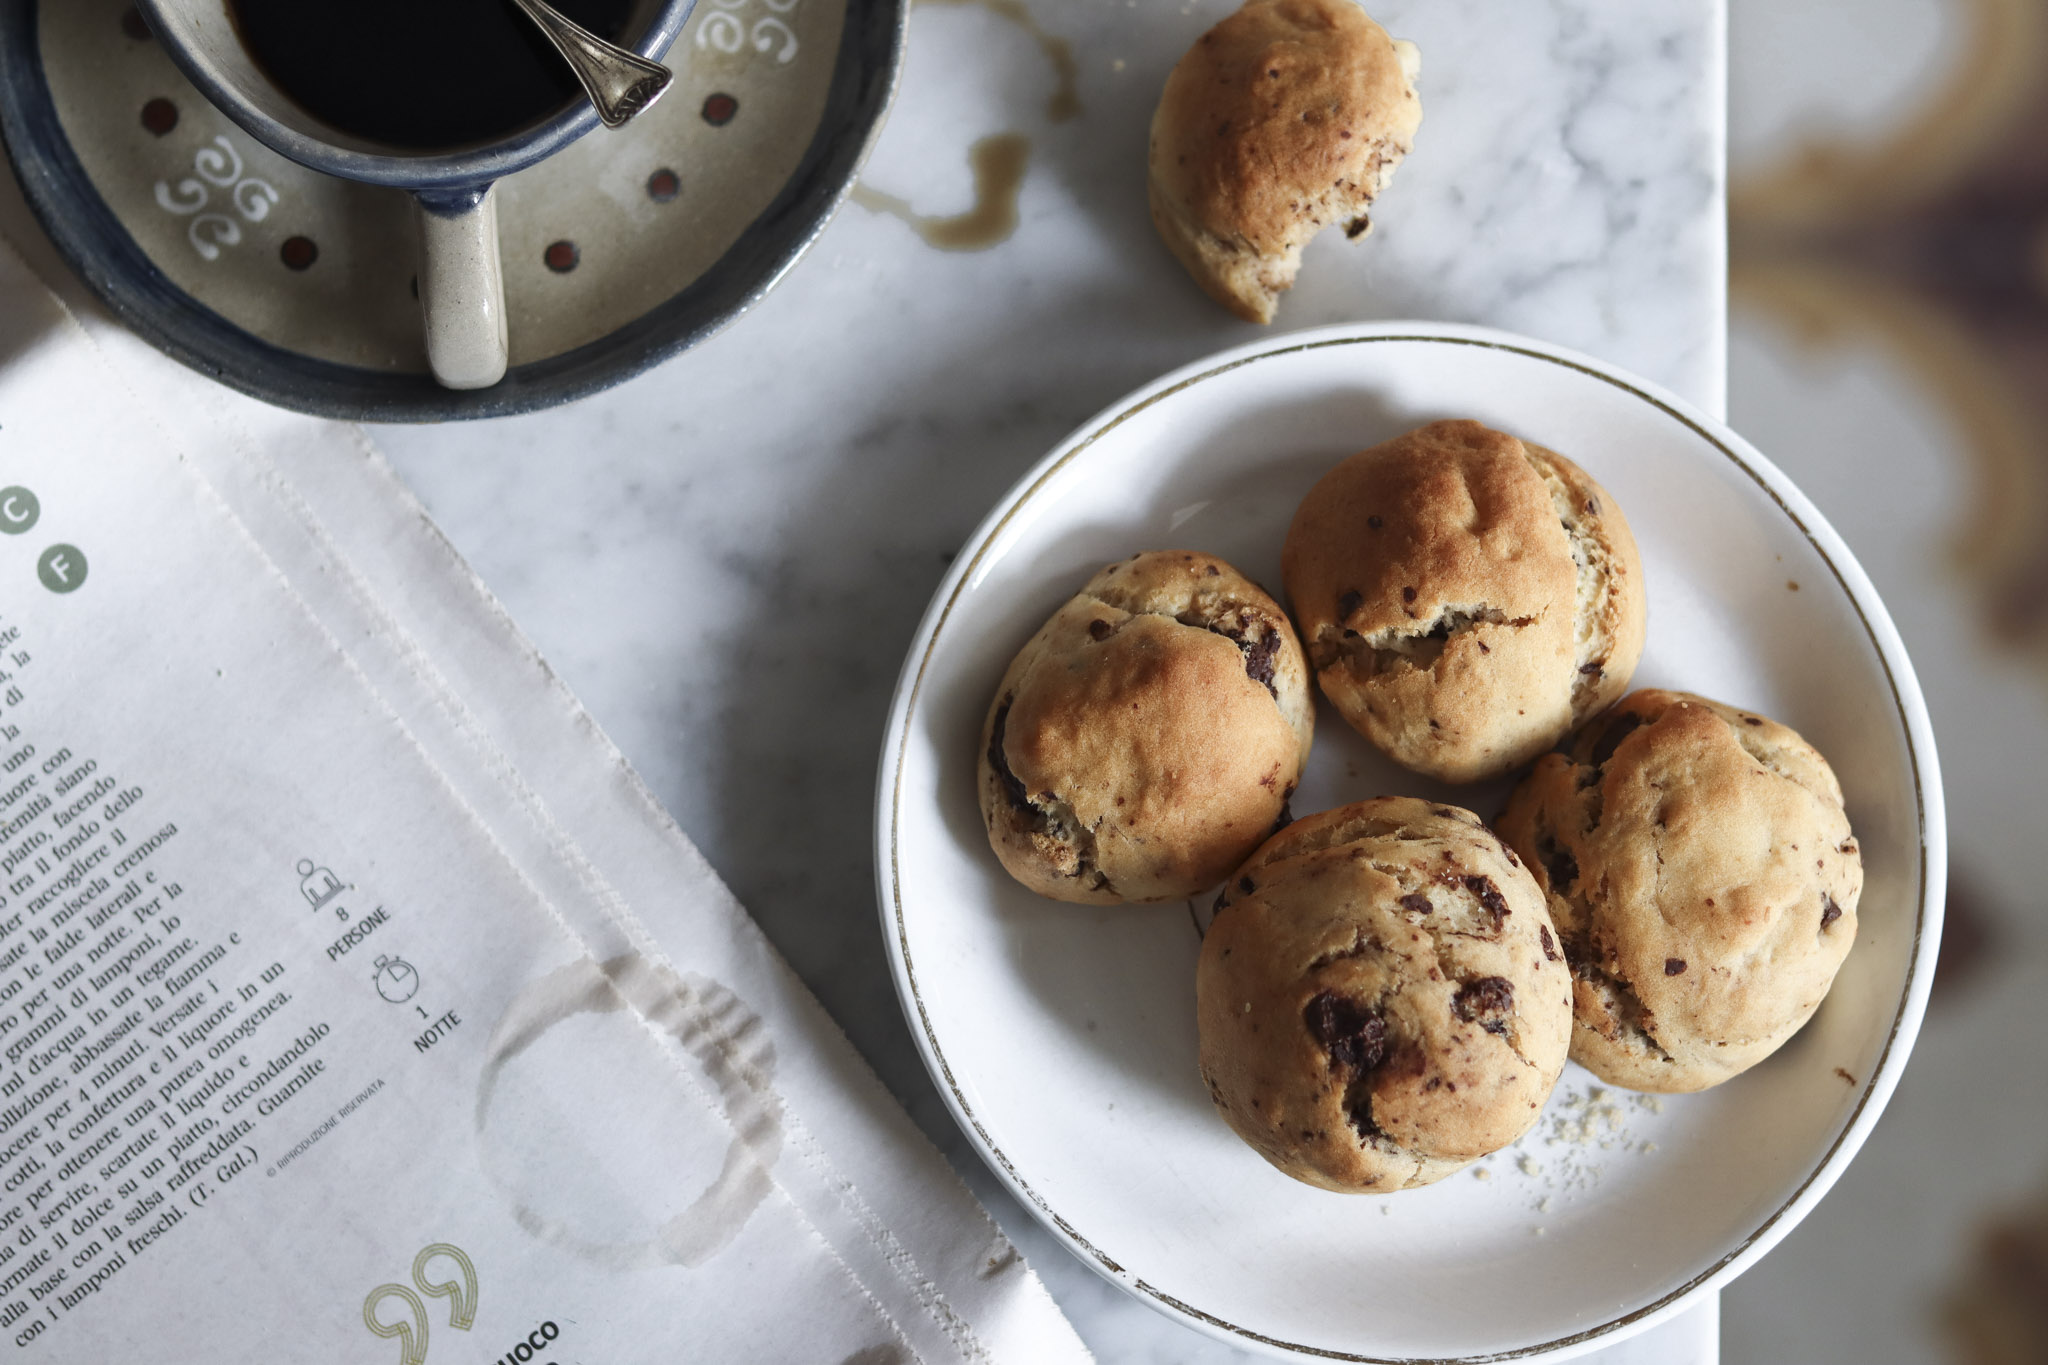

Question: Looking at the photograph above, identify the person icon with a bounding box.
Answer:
[296,859,344,910]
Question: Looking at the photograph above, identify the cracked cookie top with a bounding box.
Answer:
[1281,419,1646,782]
[1496,690,1863,1093]
[1196,797,1571,1192]
[977,550,1313,904]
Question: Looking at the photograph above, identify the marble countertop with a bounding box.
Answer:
[376,0,1727,1357]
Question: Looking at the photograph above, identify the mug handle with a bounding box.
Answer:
[413,186,509,391]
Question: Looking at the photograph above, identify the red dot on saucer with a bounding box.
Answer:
[141,98,178,136]
[280,237,319,271]
[701,93,738,126]
[544,240,580,274]
[647,168,681,202]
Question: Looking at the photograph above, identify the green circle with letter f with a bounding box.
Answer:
[36,544,86,594]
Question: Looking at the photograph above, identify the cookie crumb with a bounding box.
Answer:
[1787,580,1800,591]
[1472,1166,1492,1181]
[1518,1155,1541,1177]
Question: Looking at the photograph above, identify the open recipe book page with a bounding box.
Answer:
[0,237,1089,1364]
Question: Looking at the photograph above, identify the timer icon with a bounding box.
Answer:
[373,954,419,1004]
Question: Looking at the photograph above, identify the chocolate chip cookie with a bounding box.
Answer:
[1282,419,1646,783]
[1196,797,1571,1191]
[1496,690,1863,1092]
[1148,0,1422,324]
[979,550,1314,903]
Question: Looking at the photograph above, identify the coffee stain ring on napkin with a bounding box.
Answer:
[475,953,785,1269]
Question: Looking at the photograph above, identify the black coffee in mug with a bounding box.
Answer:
[227,0,638,150]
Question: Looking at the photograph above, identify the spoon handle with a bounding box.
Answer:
[505,0,674,129]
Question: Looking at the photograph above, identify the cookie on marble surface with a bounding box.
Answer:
[1196,797,1571,1191]
[978,550,1313,904]
[1147,0,1421,324]
[1496,690,1863,1093]
[1282,419,1645,783]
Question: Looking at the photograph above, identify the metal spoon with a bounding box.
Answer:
[506,0,673,129]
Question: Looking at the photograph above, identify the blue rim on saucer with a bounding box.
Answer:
[0,0,905,421]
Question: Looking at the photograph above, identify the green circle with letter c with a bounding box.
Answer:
[0,487,37,535]
[36,544,86,594]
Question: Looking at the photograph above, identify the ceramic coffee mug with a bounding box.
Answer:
[133,0,695,390]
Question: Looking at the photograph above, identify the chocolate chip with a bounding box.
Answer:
[1239,876,1256,895]
[1453,976,1515,1033]
[1242,628,1281,690]
[1744,715,1763,726]
[1665,958,1687,975]
[1304,993,1389,1071]
[986,701,1033,813]
[1432,807,1457,819]
[1539,925,1558,961]
[1578,662,1604,676]
[1398,893,1431,916]
[1463,875,1510,928]
[1269,802,1294,836]
[1589,711,1644,769]
[1821,893,1842,929]
[1585,497,1600,515]
[1366,516,1383,529]
[1338,589,1362,618]
[1205,564,1219,576]
[1087,618,1114,641]
[1540,841,1577,891]
[1402,586,1417,603]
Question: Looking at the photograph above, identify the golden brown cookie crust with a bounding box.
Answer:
[1282,419,1646,782]
[1196,798,1571,1191]
[1496,690,1863,1092]
[979,550,1313,903]
[1148,0,1422,323]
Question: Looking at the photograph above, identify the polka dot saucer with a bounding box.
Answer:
[0,0,903,420]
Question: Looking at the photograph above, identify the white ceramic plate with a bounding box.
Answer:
[875,323,1945,1362]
